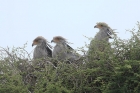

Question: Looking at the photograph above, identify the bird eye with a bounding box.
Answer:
[34,40,38,42]
[56,38,60,40]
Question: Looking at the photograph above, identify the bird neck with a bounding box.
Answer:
[37,41,46,48]
[57,40,66,44]
[100,27,106,30]
[56,41,67,47]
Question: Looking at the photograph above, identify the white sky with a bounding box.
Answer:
[0,0,140,54]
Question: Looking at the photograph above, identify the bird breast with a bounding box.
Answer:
[95,30,109,41]
[33,46,48,59]
[52,44,67,60]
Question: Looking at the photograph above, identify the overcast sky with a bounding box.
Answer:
[0,0,140,54]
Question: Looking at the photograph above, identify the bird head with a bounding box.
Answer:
[32,36,47,47]
[51,36,66,44]
[94,22,110,29]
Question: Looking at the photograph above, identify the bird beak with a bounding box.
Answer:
[94,25,97,28]
[32,43,34,47]
[32,41,38,47]
[51,40,54,43]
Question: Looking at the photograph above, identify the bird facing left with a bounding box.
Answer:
[32,36,52,59]
[51,36,80,62]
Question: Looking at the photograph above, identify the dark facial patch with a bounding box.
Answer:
[34,39,38,42]
[100,25,103,27]
[53,36,66,43]
[34,37,42,42]
[56,37,60,40]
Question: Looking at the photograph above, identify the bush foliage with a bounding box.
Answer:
[0,23,140,93]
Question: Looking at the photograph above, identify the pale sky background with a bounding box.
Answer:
[0,0,140,55]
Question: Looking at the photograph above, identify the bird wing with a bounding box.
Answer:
[107,28,118,38]
[46,44,52,57]
[66,43,74,50]
[107,28,113,38]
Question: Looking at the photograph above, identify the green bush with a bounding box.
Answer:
[0,23,140,93]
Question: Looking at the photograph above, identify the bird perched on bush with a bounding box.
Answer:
[87,22,114,60]
[94,22,114,41]
[51,36,80,62]
[32,36,52,59]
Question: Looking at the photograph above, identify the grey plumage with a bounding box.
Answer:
[94,22,113,41]
[87,22,114,60]
[51,36,80,62]
[32,36,52,59]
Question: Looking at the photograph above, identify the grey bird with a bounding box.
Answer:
[94,22,114,41]
[90,22,114,51]
[87,22,114,60]
[51,36,80,62]
[32,36,52,59]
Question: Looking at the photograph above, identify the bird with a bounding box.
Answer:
[87,22,115,60]
[32,36,52,59]
[93,22,114,41]
[51,36,80,62]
